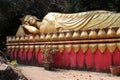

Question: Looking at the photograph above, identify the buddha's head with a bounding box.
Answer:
[22,15,40,26]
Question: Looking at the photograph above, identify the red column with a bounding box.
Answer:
[22,49,27,64]
[113,48,120,66]
[34,49,39,65]
[77,49,85,69]
[102,48,112,71]
[69,49,76,69]
[94,48,112,72]
[18,49,23,63]
[85,48,94,70]
[62,49,70,69]
[27,48,33,64]
[94,49,102,71]
[54,50,63,68]
[37,49,44,66]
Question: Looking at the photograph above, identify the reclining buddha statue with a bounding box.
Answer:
[16,10,120,35]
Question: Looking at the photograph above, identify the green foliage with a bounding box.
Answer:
[11,60,18,67]
[64,0,120,13]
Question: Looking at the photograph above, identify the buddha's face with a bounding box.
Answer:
[22,15,39,26]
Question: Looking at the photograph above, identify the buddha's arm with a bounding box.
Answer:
[16,25,40,36]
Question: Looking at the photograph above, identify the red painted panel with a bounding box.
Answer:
[27,48,33,63]
[85,48,94,70]
[77,49,85,69]
[102,48,112,71]
[69,49,76,69]
[62,49,70,68]
[34,50,38,62]
[53,51,63,68]
[37,50,43,65]
[18,49,23,63]
[22,49,27,62]
[113,48,120,66]
[94,49,102,71]
[13,49,17,60]
[94,48,112,71]
[32,49,37,65]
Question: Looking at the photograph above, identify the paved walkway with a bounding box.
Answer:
[19,66,120,80]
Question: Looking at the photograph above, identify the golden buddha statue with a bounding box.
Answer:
[16,10,120,36]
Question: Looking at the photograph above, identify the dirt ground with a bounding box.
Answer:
[19,66,120,80]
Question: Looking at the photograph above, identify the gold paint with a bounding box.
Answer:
[59,32,65,40]
[7,46,11,49]
[12,36,16,42]
[89,30,97,39]
[117,43,120,50]
[98,29,106,38]
[107,43,116,53]
[107,28,116,38]
[24,35,29,41]
[29,35,34,41]
[52,33,58,40]
[65,45,72,53]
[7,46,11,52]
[65,32,72,40]
[23,25,40,34]
[58,45,64,52]
[6,37,10,42]
[6,36,9,42]
[29,45,34,50]
[45,34,51,41]
[35,45,40,52]
[16,36,20,41]
[80,31,88,39]
[15,46,19,50]
[81,44,88,53]
[47,45,51,49]
[12,46,15,49]
[89,44,97,53]
[40,34,45,41]
[9,37,12,42]
[40,45,45,50]
[35,35,40,41]
[72,31,80,39]
[20,46,24,49]
[7,46,12,52]
[52,45,58,49]
[72,44,80,53]
[20,36,25,41]
[24,45,29,50]
[116,28,120,37]
[98,44,106,53]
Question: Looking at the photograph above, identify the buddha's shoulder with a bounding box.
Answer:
[46,10,115,15]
